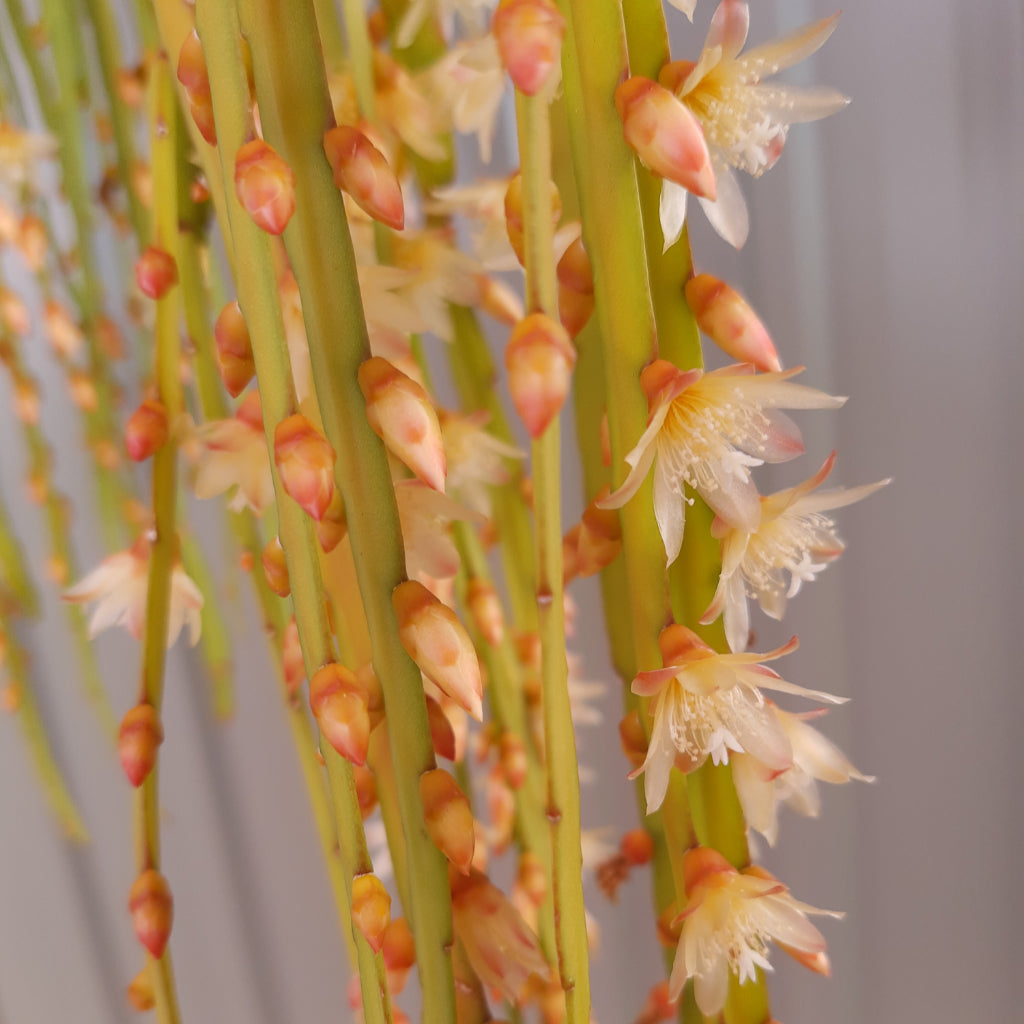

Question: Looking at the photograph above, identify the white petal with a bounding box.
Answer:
[732,753,779,844]
[660,180,689,252]
[707,0,750,59]
[653,462,686,566]
[752,83,850,125]
[723,573,751,654]
[694,955,731,1017]
[791,478,891,516]
[747,896,827,953]
[698,164,749,249]
[665,0,697,21]
[739,14,840,79]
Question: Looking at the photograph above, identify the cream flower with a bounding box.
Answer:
[441,410,523,516]
[396,0,495,50]
[630,625,843,814]
[0,122,57,189]
[64,537,203,648]
[599,360,845,566]
[670,847,840,1012]
[659,1,848,249]
[702,451,890,651]
[395,479,483,581]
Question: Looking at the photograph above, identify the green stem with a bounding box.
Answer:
[0,489,39,617]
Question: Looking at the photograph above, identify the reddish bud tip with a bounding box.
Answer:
[273,414,336,521]
[309,663,372,766]
[492,0,566,96]
[505,312,576,438]
[261,536,290,598]
[118,703,164,787]
[420,768,476,874]
[323,125,404,230]
[214,301,255,397]
[466,578,505,647]
[684,274,781,372]
[620,828,655,866]
[234,139,296,235]
[129,869,173,958]
[351,874,392,953]
[135,246,178,300]
[125,399,170,462]
[282,617,305,696]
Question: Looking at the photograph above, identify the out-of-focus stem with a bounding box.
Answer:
[0,491,39,617]
[238,3,456,1019]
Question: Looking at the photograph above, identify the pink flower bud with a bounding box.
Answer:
[118,702,164,787]
[273,414,336,521]
[214,301,255,397]
[309,662,372,766]
[557,235,595,337]
[261,536,290,598]
[492,0,566,97]
[504,174,561,267]
[177,30,216,145]
[684,273,781,372]
[620,828,655,866]
[135,246,178,300]
[420,768,476,874]
[323,125,404,230]
[505,312,577,439]
[125,399,170,462]
[234,139,296,235]
[359,357,446,492]
[351,874,391,953]
[425,694,457,761]
[466,578,504,647]
[576,488,623,577]
[393,580,483,720]
[615,77,716,199]
[129,869,173,958]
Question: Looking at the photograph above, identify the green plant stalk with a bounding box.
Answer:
[135,54,184,1024]
[514,86,590,1021]
[238,3,457,1019]
[313,0,347,76]
[0,619,89,841]
[339,0,375,113]
[0,489,39,616]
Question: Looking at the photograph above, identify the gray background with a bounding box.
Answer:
[0,1,1022,1022]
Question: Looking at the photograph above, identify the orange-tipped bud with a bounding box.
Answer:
[125,399,170,462]
[0,289,30,336]
[383,914,416,972]
[323,125,404,230]
[234,139,296,235]
[576,489,622,577]
[466,578,504,647]
[425,694,457,761]
[273,414,336,521]
[556,235,595,337]
[177,31,216,145]
[492,0,565,97]
[351,873,391,953]
[214,301,255,397]
[505,312,576,439]
[359,357,446,491]
[620,827,655,866]
[135,246,178,300]
[615,77,716,199]
[619,710,647,768]
[282,616,304,696]
[420,768,475,874]
[119,703,164,787]
[684,273,781,372]
[261,536,290,597]
[393,580,483,720]
[499,732,527,789]
[315,489,348,553]
[516,851,546,907]
[67,370,98,412]
[16,214,47,271]
[129,869,173,958]
[353,764,378,819]
[126,967,155,1011]
[309,663,371,766]
[504,174,561,266]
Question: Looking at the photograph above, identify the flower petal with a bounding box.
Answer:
[697,164,750,249]
[739,14,841,80]
[660,179,689,252]
[653,460,686,565]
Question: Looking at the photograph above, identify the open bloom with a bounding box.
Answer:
[64,537,203,648]
[658,1,848,249]
[702,451,890,651]
[670,847,840,1012]
[631,625,843,813]
[599,360,845,566]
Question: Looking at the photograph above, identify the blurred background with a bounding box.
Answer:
[0,1,1021,1022]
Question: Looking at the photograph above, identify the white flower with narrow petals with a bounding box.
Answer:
[395,478,483,581]
[441,410,523,516]
[599,360,845,566]
[659,0,848,249]
[64,537,203,648]
[666,0,698,20]
[701,450,890,651]
[670,846,841,1013]
[630,625,843,814]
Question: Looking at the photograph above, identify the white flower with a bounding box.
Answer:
[702,451,890,651]
[441,410,523,516]
[670,847,840,1013]
[630,625,843,814]
[396,0,495,50]
[599,360,845,566]
[64,537,203,648]
[659,1,848,249]
[395,479,483,581]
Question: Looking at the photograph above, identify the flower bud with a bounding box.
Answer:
[684,273,781,372]
[214,301,255,397]
[135,246,178,300]
[382,916,416,984]
[393,580,483,720]
[466,578,504,647]
[282,616,305,696]
[323,125,404,230]
[0,289,30,336]
[309,662,371,766]
[619,710,647,768]
[41,300,82,357]
[273,414,336,521]
[234,139,296,235]
[425,694,457,761]
[516,851,546,907]
[499,732,527,789]
[576,488,622,577]
[505,312,576,439]
[504,174,561,266]
[420,768,475,874]
[16,214,47,271]
[657,904,682,948]
[67,369,98,412]
[13,378,39,425]
[556,235,595,337]
[129,869,173,958]
[119,703,164,788]
[492,0,565,97]
[614,77,716,199]
[261,536,290,597]
[315,489,348,553]
[351,873,391,953]
[620,827,655,866]
[177,30,216,145]
[353,763,378,819]
[126,967,155,1011]
[359,357,446,492]
[125,400,170,462]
